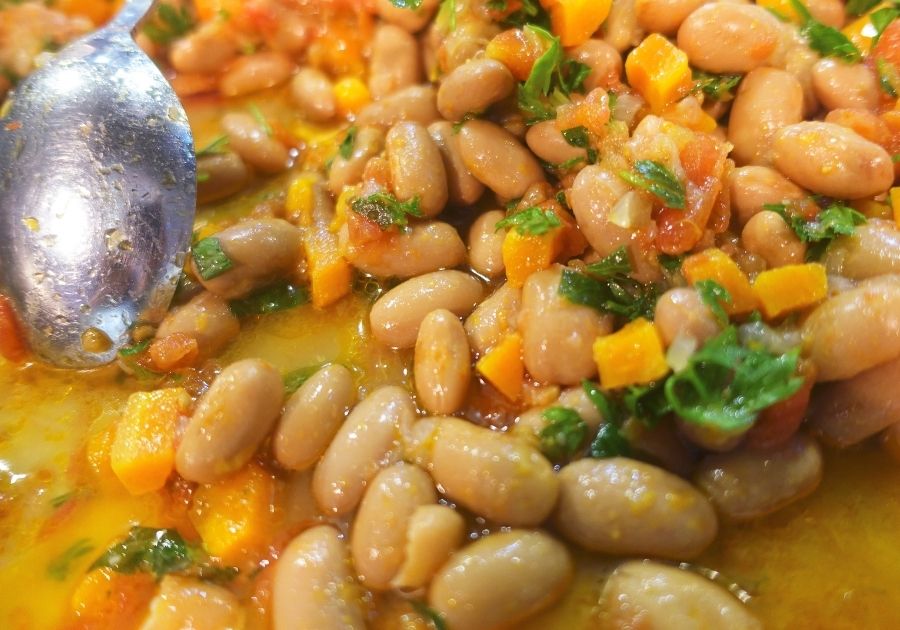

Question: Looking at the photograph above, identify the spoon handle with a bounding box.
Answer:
[107,0,155,32]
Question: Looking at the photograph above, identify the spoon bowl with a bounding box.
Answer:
[0,0,195,368]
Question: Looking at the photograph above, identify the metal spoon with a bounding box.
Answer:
[0,0,195,368]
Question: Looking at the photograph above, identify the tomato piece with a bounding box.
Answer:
[149,333,200,371]
[0,295,28,363]
[485,28,547,82]
[873,20,900,71]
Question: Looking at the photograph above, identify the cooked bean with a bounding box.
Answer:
[568,39,623,91]
[421,417,558,525]
[806,0,846,27]
[604,0,641,52]
[811,58,879,112]
[351,463,436,590]
[653,287,719,348]
[374,0,439,32]
[822,219,900,280]
[386,122,448,217]
[155,291,239,360]
[370,271,483,348]
[519,266,613,385]
[439,20,500,73]
[414,310,471,415]
[621,417,698,477]
[219,51,294,97]
[635,0,707,34]
[391,504,466,590]
[169,23,238,75]
[514,385,605,444]
[312,386,415,515]
[197,152,251,205]
[220,112,291,174]
[772,122,894,199]
[881,421,900,463]
[428,121,485,206]
[457,119,546,199]
[677,4,782,73]
[728,68,804,166]
[729,165,806,226]
[467,210,506,279]
[695,434,823,520]
[340,220,466,278]
[176,359,284,483]
[328,126,384,195]
[802,275,900,381]
[464,283,521,355]
[357,85,441,127]
[290,68,336,123]
[192,218,301,299]
[142,575,244,630]
[525,120,587,165]
[369,23,421,99]
[437,58,515,122]
[273,364,356,471]
[782,42,820,115]
[741,210,806,268]
[601,561,762,630]
[429,530,572,630]
[273,526,366,630]
[809,356,900,447]
[554,457,717,559]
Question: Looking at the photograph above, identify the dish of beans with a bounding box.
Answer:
[2,0,900,627]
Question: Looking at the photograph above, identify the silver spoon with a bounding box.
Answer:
[0,0,195,368]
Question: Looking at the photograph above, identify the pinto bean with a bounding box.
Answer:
[782,42,820,116]
[386,122,448,217]
[169,23,238,75]
[328,126,384,195]
[728,68,804,166]
[370,271,483,348]
[219,51,294,97]
[176,359,284,483]
[741,210,806,268]
[428,121,485,206]
[821,219,900,280]
[772,122,894,199]
[351,463,437,590]
[155,292,239,360]
[340,220,466,278]
[802,275,900,381]
[312,386,415,515]
[457,119,546,199]
[369,23,422,99]
[191,218,301,300]
[519,266,613,385]
[809,356,900,447]
[601,561,762,630]
[374,0,439,32]
[142,575,244,630]
[290,68,336,122]
[220,112,291,174]
[423,417,559,526]
[437,58,515,122]
[391,504,466,590]
[464,283,521,355]
[635,0,707,34]
[428,531,573,630]
[604,0,642,52]
[554,457,717,559]
[197,153,251,205]
[467,210,506,279]
[414,310,471,415]
[525,120,587,165]
[653,287,719,348]
[729,165,806,226]
[273,364,356,471]
[568,39,623,90]
[273,526,366,630]
[694,434,823,520]
[357,85,441,127]
[811,58,879,112]
[677,3,782,73]
[438,19,500,73]
[881,421,900,463]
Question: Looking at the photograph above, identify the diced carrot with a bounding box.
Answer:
[624,34,693,113]
[682,248,758,315]
[0,294,27,363]
[891,187,900,228]
[70,568,156,624]
[485,28,547,82]
[592,318,669,390]
[110,388,192,496]
[502,229,564,288]
[190,463,276,564]
[476,332,524,402]
[540,0,612,47]
[54,0,124,24]
[285,174,319,227]
[752,263,828,319]
[755,0,805,24]
[842,3,889,54]
[148,333,200,372]
[305,230,353,309]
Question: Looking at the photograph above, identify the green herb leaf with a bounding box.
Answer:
[283,363,327,395]
[50,491,76,508]
[695,279,732,326]
[893,153,900,163]
[338,126,357,160]
[539,407,588,460]
[495,0,551,29]
[585,245,631,277]
[495,207,561,236]
[196,135,229,159]
[618,160,686,209]
[197,171,210,183]
[351,192,424,230]
[589,422,631,458]
[658,253,684,273]
[790,0,862,62]
[846,0,881,16]
[582,379,624,423]
[692,70,742,102]
[229,282,309,318]
[878,58,900,97]
[561,126,598,163]
[516,26,587,123]
[559,248,659,321]
[48,539,94,581]
[438,0,457,31]
[249,103,273,136]
[118,339,151,357]
[768,202,867,260]
[664,327,804,432]
[389,0,423,8]
[411,600,448,630]
[142,3,194,45]
[870,6,900,44]
[623,381,671,426]
[192,237,234,280]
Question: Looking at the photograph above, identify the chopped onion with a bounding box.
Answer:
[608,191,653,229]
[666,333,698,372]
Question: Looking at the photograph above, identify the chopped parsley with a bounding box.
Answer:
[494,207,561,236]
[790,0,862,62]
[846,0,881,16]
[338,126,357,160]
[582,381,631,458]
[618,160,686,209]
[388,0,423,8]
[142,3,194,45]
[437,0,457,30]
[351,192,424,230]
[283,363,327,394]
[249,103,273,136]
[493,0,551,29]
[559,247,659,321]
[517,25,590,123]
[695,279,732,326]
[47,539,94,581]
[196,135,229,159]
[623,380,671,427]
[229,282,309,318]
[766,201,867,260]
[561,126,598,163]
[877,58,900,97]
[118,339,151,357]
[539,407,589,460]
[411,600,448,630]
[870,5,900,45]
[692,70,742,102]
[584,245,631,276]
[658,253,684,273]
[192,237,234,280]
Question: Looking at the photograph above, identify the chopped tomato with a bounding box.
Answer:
[148,333,200,371]
[347,212,387,245]
[485,28,547,82]
[0,295,28,363]
[873,20,900,73]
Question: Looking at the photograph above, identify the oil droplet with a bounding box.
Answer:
[22,216,39,231]
[81,327,112,354]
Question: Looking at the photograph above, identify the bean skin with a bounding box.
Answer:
[729,165,806,226]
[457,119,546,199]
[554,457,718,559]
[327,126,384,196]
[436,58,515,122]
[635,0,707,35]
[176,359,284,483]
[677,4,782,73]
[741,210,806,268]
[428,121,485,206]
[169,23,238,75]
[386,122,448,218]
[340,220,466,279]
[390,504,466,590]
[357,85,441,128]
[821,219,900,280]
[429,530,573,630]
[728,68,804,166]
[467,209,506,279]
[369,23,422,99]
[653,287,719,348]
[155,291,240,360]
[525,120,587,165]
[220,112,291,174]
[374,0,439,32]
[290,68,336,123]
[219,51,294,97]
[370,271,483,348]
[568,39,623,91]
[464,283,521,355]
[414,309,471,415]
[141,575,244,630]
[197,153,251,205]
[811,58,879,112]
[604,0,641,52]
